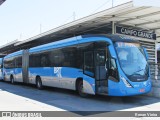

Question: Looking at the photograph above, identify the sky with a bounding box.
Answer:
[0,0,131,46]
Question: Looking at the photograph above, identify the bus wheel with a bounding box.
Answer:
[10,76,14,84]
[36,77,43,89]
[78,80,88,97]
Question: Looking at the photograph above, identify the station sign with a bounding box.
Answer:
[116,26,156,40]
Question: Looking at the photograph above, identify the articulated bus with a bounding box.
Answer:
[3,34,151,96]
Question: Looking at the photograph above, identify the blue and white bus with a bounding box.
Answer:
[3,34,151,96]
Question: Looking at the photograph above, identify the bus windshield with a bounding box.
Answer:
[114,42,149,82]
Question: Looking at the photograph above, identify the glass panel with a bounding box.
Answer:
[16,56,22,68]
[115,42,148,81]
[84,51,94,77]
[109,58,118,81]
[4,57,15,69]
[95,50,105,66]
[95,50,108,80]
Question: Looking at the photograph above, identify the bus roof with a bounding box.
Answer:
[4,50,23,59]
[29,35,109,53]
[4,34,140,57]
[29,34,139,53]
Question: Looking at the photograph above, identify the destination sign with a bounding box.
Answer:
[116,26,156,40]
[116,42,140,47]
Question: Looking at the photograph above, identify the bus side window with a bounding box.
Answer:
[16,56,22,68]
[41,55,50,67]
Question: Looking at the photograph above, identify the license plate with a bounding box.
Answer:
[139,89,145,92]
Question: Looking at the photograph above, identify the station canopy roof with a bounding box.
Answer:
[1,0,160,54]
[0,0,5,5]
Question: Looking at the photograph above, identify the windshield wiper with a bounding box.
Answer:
[128,69,144,77]
[134,69,145,74]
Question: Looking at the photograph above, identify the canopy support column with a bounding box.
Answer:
[112,21,115,34]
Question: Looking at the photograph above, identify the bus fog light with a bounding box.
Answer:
[121,76,133,88]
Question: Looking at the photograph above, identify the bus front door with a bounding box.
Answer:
[95,50,108,94]
[83,51,95,95]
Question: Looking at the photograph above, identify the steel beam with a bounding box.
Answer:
[135,19,160,27]
[118,10,160,24]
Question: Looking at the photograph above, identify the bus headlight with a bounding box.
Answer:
[121,76,133,88]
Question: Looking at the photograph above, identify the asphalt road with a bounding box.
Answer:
[0,81,159,117]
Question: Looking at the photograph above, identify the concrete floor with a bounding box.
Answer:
[0,81,160,117]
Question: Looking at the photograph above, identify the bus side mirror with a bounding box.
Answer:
[143,47,149,60]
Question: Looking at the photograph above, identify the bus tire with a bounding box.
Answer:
[10,75,14,84]
[36,77,43,90]
[77,80,88,97]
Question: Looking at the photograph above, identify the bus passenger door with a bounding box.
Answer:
[83,51,95,95]
[22,50,29,84]
[95,50,108,94]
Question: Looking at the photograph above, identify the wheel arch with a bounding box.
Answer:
[10,74,14,80]
[35,75,41,84]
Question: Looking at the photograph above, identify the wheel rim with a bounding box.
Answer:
[11,78,14,84]
[37,81,40,88]
[37,80,41,88]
